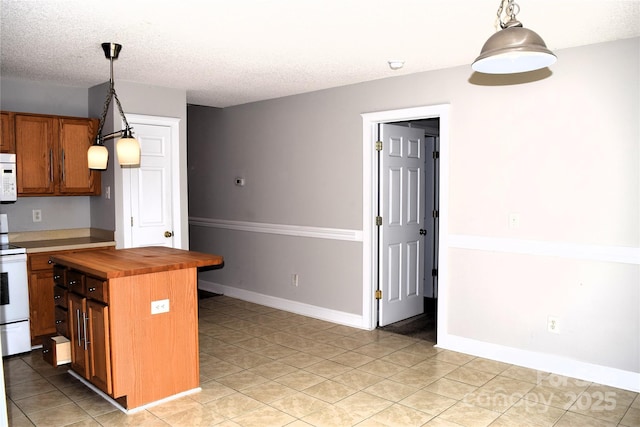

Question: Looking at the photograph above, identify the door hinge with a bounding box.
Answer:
[375,141,383,151]
[433,151,440,159]
[432,269,438,277]
[375,216,382,226]
[432,210,439,218]
[131,217,134,226]
[375,289,382,300]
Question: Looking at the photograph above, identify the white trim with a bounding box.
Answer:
[437,335,640,393]
[189,217,363,242]
[118,114,183,249]
[361,105,451,335]
[68,369,201,414]
[449,234,640,265]
[198,280,367,329]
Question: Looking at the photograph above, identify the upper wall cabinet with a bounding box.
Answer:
[0,111,16,153]
[9,112,101,196]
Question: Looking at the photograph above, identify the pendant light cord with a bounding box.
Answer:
[96,56,131,140]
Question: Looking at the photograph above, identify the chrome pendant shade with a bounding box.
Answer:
[472,1,556,74]
[87,42,141,169]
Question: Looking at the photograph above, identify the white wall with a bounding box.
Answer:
[187,38,639,390]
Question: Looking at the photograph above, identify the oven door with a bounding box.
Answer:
[0,253,29,323]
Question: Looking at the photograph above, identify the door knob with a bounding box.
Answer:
[419,229,427,235]
[164,231,173,238]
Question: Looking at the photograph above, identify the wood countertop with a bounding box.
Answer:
[50,246,223,279]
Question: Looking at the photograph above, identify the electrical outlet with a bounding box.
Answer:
[508,213,520,228]
[32,209,42,222]
[151,299,170,314]
[292,274,299,287]
[547,316,560,334]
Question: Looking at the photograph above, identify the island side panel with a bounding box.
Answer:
[108,268,199,409]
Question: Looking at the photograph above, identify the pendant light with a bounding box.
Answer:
[472,0,556,74]
[87,42,140,169]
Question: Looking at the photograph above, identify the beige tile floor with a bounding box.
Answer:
[4,295,640,427]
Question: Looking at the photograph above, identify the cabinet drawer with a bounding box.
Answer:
[43,335,71,367]
[54,307,68,337]
[53,265,65,286]
[53,285,67,308]
[29,253,54,271]
[85,276,108,303]
[66,270,85,294]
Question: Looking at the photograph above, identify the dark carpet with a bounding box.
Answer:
[379,298,437,343]
[198,290,222,299]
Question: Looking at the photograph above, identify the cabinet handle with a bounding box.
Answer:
[42,349,49,354]
[48,259,53,264]
[88,287,96,292]
[76,309,82,347]
[68,280,76,286]
[56,320,62,324]
[83,312,90,350]
[54,295,61,300]
[53,274,60,280]
[61,149,65,183]
[49,149,54,183]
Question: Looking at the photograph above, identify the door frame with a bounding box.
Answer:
[115,114,182,249]
[361,105,450,339]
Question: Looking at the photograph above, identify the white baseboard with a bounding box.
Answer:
[199,281,639,393]
[198,280,367,330]
[67,370,201,414]
[437,334,640,393]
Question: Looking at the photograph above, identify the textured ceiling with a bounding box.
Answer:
[1,0,639,107]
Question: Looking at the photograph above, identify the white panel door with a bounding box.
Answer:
[378,123,425,326]
[125,122,174,248]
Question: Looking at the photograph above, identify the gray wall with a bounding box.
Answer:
[0,77,92,231]
[89,81,189,248]
[0,77,188,245]
[187,38,639,377]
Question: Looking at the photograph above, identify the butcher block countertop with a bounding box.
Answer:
[50,246,224,279]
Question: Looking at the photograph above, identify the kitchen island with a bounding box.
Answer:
[50,246,223,412]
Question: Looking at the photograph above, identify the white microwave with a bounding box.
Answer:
[0,153,17,203]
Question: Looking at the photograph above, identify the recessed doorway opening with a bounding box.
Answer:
[361,105,450,346]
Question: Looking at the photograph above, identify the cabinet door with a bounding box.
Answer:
[0,111,15,153]
[87,300,112,394]
[68,293,89,379]
[15,114,55,194]
[58,118,100,195]
[28,270,56,346]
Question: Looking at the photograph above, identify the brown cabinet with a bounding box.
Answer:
[68,290,88,378]
[15,114,55,194]
[86,299,111,394]
[64,268,112,395]
[58,118,101,194]
[11,112,100,196]
[28,246,113,346]
[0,111,15,153]
[28,267,56,344]
[50,247,223,410]
[64,266,112,394]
